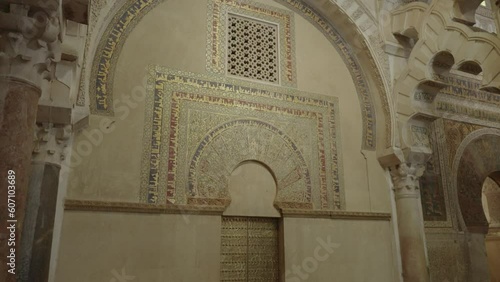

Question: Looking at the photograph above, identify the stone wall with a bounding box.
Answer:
[55,0,398,280]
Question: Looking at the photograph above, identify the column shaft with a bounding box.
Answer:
[19,162,60,282]
[396,196,428,281]
[0,78,40,282]
[390,163,430,282]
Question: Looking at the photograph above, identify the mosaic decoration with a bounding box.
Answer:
[90,0,166,114]
[419,125,447,222]
[227,14,279,84]
[455,134,500,229]
[221,217,279,282]
[140,66,344,210]
[76,0,108,106]
[89,0,379,150]
[274,0,379,150]
[188,119,312,208]
[443,119,483,167]
[207,0,296,87]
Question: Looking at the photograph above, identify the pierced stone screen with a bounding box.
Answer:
[227,14,279,84]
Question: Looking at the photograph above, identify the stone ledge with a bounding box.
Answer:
[64,199,225,215]
[280,209,391,221]
[65,200,392,220]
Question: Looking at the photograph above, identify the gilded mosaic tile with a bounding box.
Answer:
[206,0,297,87]
[140,66,344,210]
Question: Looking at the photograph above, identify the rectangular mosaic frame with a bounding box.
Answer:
[140,66,344,210]
[206,0,297,88]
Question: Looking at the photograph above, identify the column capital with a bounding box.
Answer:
[0,3,61,88]
[32,123,71,166]
[389,163,425,198]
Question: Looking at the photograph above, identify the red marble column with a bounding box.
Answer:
[0,77,40,282]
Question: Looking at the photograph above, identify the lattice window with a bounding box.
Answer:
[221,217,280,281]
[227,14,279,84]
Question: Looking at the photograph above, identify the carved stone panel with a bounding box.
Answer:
[420,124,447,222]
[207,0,296,87]
[226,14,279,84]
[140,67,344,210]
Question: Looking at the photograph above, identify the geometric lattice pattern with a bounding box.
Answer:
[227,14,279,84]
[221,217,279,282]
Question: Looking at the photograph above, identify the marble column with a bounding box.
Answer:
[0,5,60,282]
[0,78,40,281]
[389,163,429,282]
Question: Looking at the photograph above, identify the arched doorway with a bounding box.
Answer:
[453,130,500,280]
[221,161,281,282]
[482,175,500,281]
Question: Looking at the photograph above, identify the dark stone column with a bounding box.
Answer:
[19,162,60,282]
[0,78,41,282]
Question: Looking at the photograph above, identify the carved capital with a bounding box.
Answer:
[0,4,61,88]
[32,123,71,166]
[389,163,425,199]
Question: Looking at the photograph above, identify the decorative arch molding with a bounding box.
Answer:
[187,119,313,210]
[297,0,395,149]
[452,0,484,25]
[86,0,395,151]
[451,128,500,233]
[391,1,500,148]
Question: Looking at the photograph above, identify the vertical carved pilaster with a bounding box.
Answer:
[389,163,429,282]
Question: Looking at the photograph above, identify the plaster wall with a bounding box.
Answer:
[283,217,398,281]
[67,0,391,213]
[57,0,397,280]
[55,212,222,282]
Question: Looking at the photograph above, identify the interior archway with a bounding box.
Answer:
[224,161,280,218]
[455,133,500,232]
[482,175,500,281]
[453,131,500,280]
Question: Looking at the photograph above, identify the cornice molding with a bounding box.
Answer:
[280,209,391,221]
[64,199,226,215]
[65,200,392,220]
